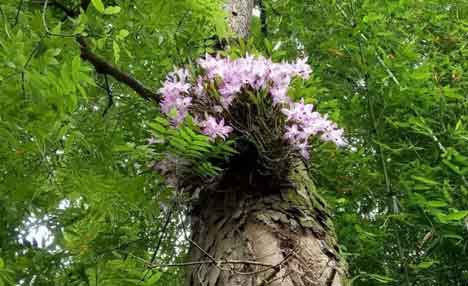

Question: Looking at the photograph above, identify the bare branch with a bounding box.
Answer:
[13,0,25,26]
[77,37,159,102]
[129,255,274,269]
[134,249,294,276]
[102,74,113,116]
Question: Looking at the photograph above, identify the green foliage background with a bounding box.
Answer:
[0,0,467,285]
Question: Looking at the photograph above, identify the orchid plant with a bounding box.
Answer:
[148,54,347,185]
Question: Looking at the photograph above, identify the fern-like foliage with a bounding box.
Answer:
[148,116,237,183]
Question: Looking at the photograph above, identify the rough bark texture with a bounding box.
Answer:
[186,161,347,286]
[225,0,255,38]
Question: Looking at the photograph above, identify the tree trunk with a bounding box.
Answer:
[186,161,346,286]
[185,1,347,285]
[225,0,255,39]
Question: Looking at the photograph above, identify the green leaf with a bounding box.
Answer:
[443,160,463,175]
[91,0,105,13]
[220,143,238,154]
[179,127,193,143]
[411,175,439,186]
[411,260,437,270]
[77,85,88,99]
[192,139,213,149]
[144,271,162,285]
[148,122,167,135]
[367,273,395,283]
[113,41,120,63]
[445,210,468,221]
[0,257,4,269]
[71,56,81,79]
[118,29,130,40]
[154,117,170,126]
[188,144,209,153]
[169,137,188,151]
[426,201,448,208]
[443,234,463,241]
[103,6,122,15]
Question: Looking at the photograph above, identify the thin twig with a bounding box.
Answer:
[145,259,275,268]
[375,51,401,87]
[42,0,79,37]
[232,248,295,276]
[0,6,11,38]
[102,74,113,116]
[259,265,282,286]
[156,250,294,276]
[261,269,294,286]
[139,198,177,282]
[21,72,25,97]
[133,249,295,275]
[13,0,25,26]
[258,0,268,36]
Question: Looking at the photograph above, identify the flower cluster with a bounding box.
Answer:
[158,68,192,125]
[282,99,347,159]
[157,54,346,159]
[197,54,311,107]
[199,115,233,141]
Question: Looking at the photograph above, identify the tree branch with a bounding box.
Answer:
[42,0,159,102]
[77,37,159,102]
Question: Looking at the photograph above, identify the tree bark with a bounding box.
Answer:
[187,161,346,286]
[225,0,255,39]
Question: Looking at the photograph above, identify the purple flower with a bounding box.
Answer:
[296,141,310,160]
[197,54,228,80]
[158,67,194,125]
[158,81,191,108]
[160,95,192,125]
[219,82,242,98]
[281,99,315,124]
[321,126,347,147]
[213,105,224,113]
[196,54,314,107]
[193,76,206,98]
[292,57,312,79]
[270,86,291,105]
[282,98,347,158]
[167,67,190,82]
[199,115,233,141]
[219,94,236,108]
[284,124,301,143]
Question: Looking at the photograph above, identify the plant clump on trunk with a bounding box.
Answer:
[148,54,347,191]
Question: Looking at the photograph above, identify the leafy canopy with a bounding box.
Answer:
[0,0,467,286]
